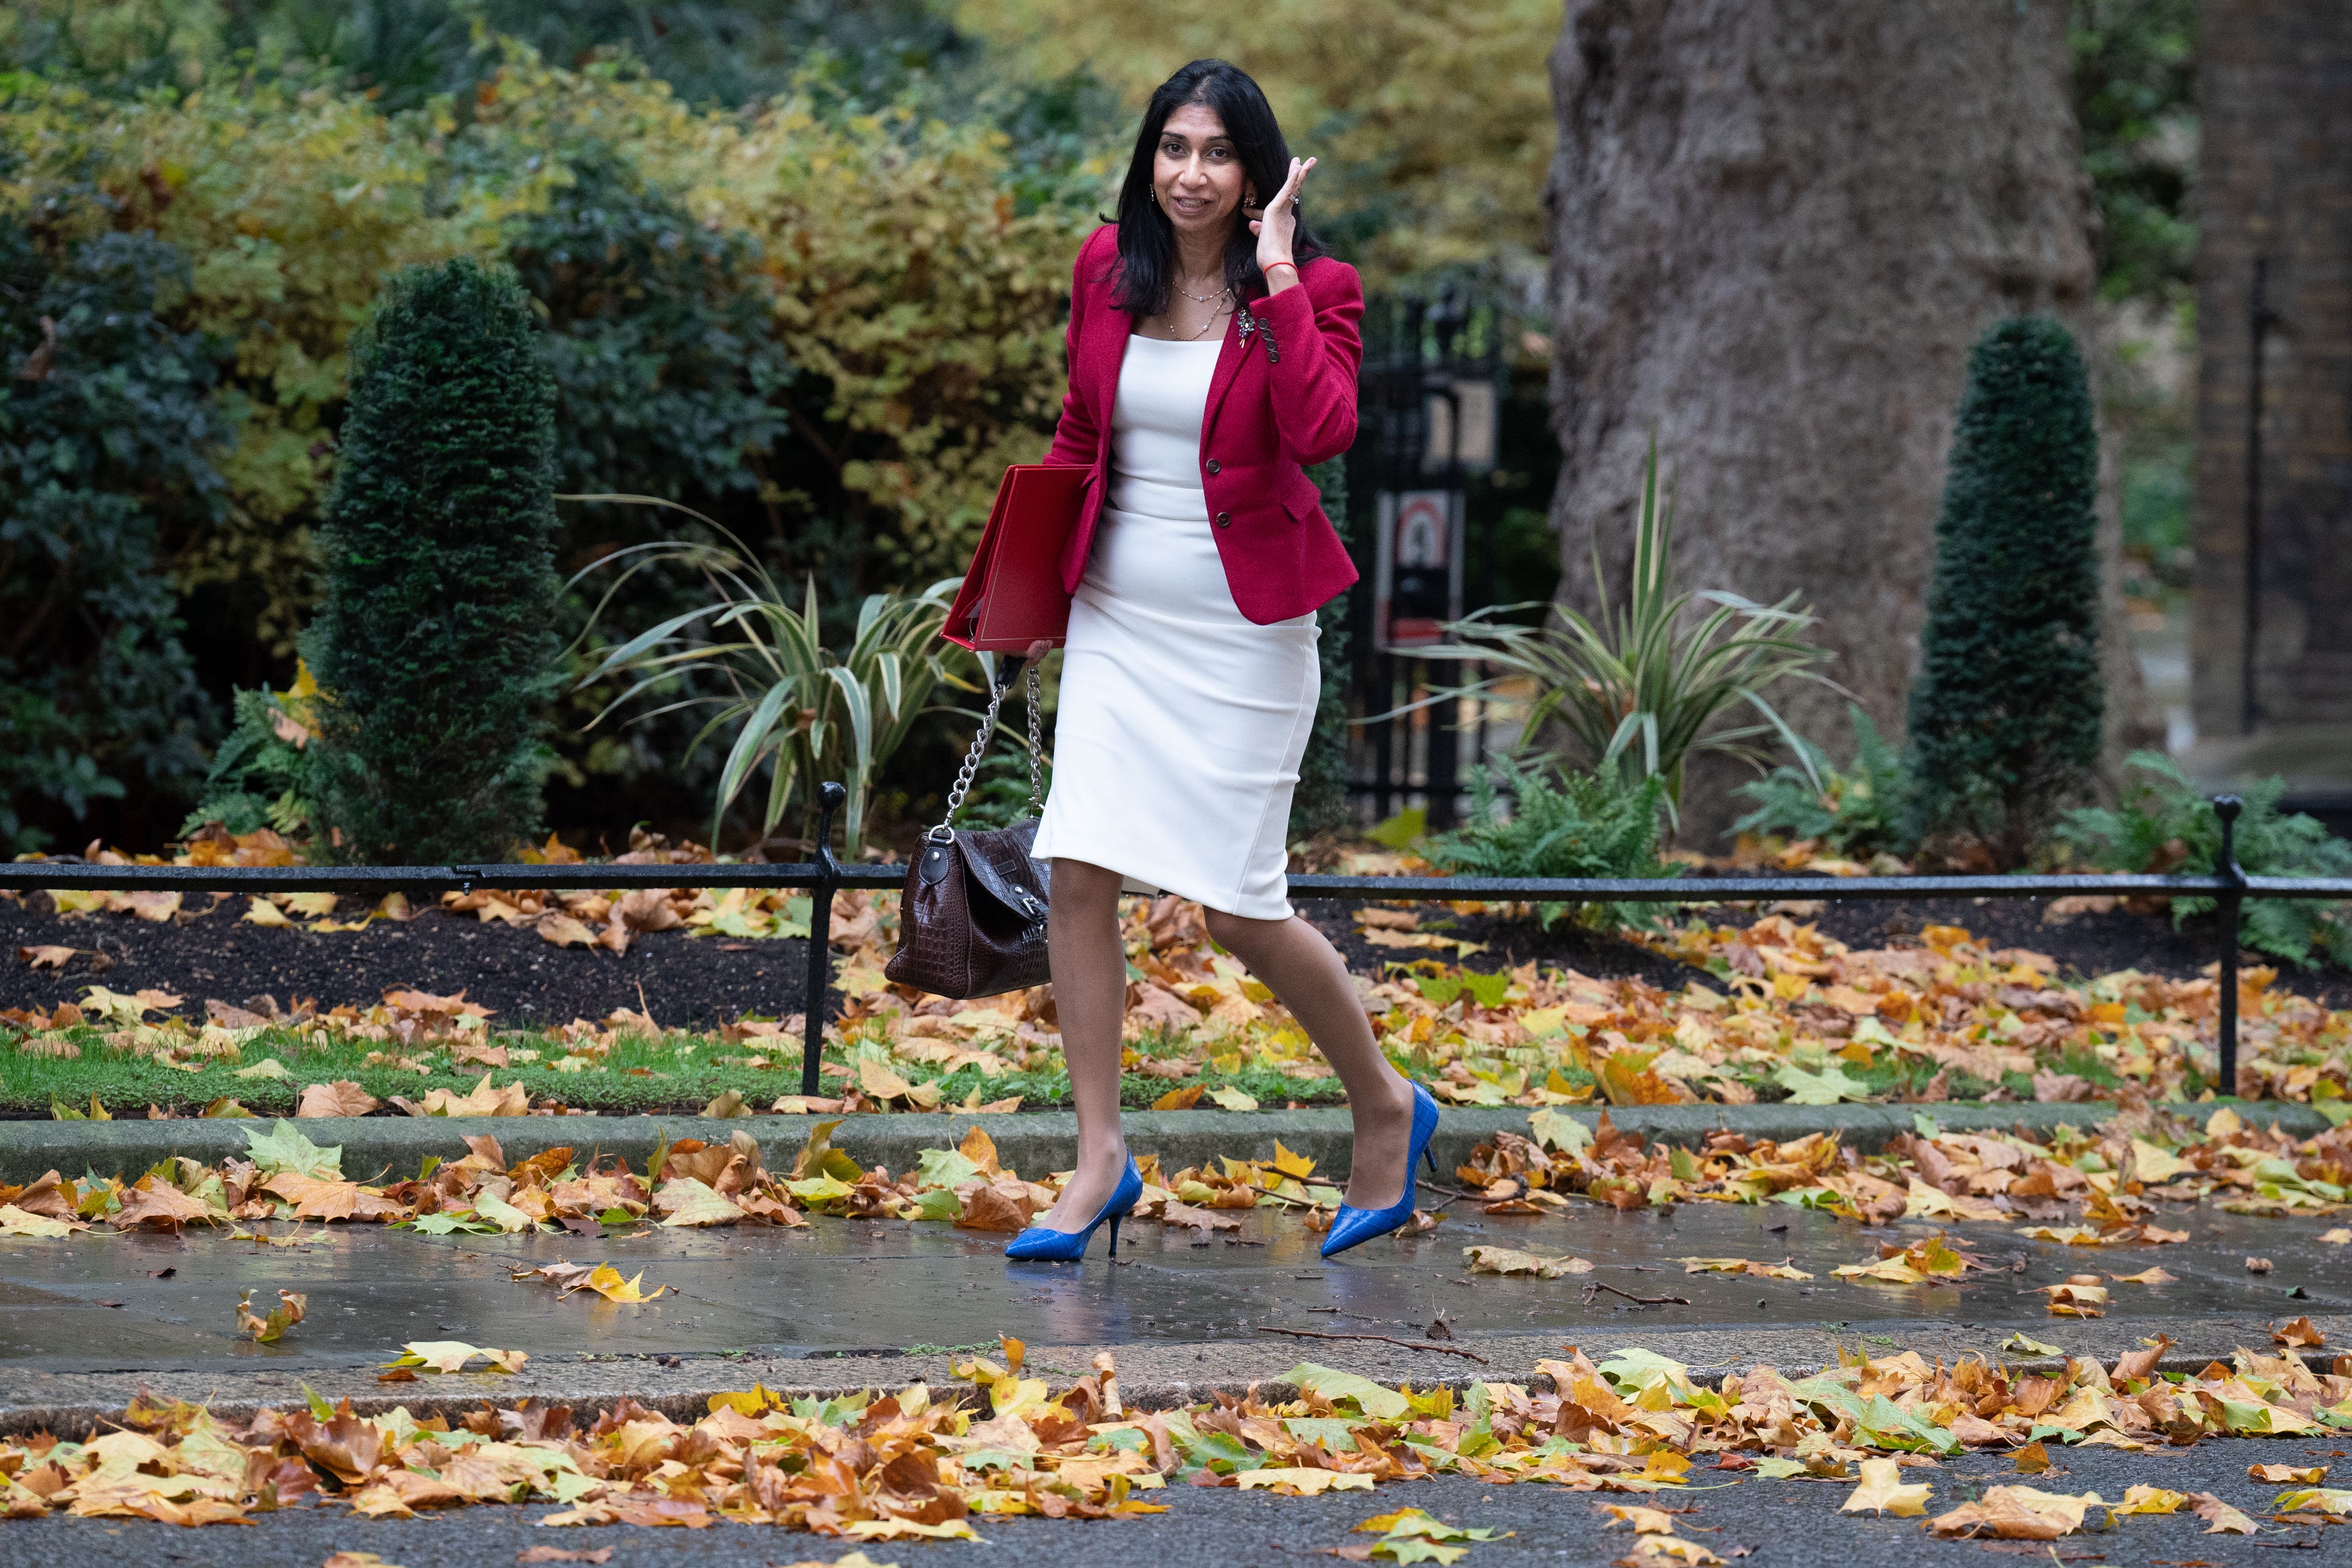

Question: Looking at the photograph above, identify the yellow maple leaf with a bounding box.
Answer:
[381,1340,526,1374]
[1840,1457,1932,1516]
[1271,1140,1316,1179]
[583,1264,664,1303]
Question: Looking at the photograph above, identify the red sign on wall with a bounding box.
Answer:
[1374,489,1462,649]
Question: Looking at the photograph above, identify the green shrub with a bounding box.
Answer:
[1732,704,1910,860]
[2057,751,2352,967]
[0,224,224,852]
[305,258,560,863]
[1906,316,2104,866]
[513,145,792,508]
[1422,756,1673,931]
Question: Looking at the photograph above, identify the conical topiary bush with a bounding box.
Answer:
[1905,315,2103,867]
[306,257,560,863]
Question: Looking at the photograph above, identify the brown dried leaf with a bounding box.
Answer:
[235,1288,306,1343]
[536,913,600,949]
[2274,1315,2326,1348]
[296,1081,381,1119]
[956,1183,1034,1233]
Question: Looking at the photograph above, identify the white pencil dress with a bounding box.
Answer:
[1031,333,1322,919]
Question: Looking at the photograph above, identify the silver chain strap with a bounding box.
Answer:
[931,661,1045,841]
[1024,662,1045,814]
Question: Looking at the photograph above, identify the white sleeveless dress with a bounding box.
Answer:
[1031,334,1322,919]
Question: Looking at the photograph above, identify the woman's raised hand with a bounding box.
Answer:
[1248,155,1315,275]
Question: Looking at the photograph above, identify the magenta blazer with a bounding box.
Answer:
[1043,224,1363,625]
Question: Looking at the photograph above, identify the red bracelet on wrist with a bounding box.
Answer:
[1266,261,1299,276]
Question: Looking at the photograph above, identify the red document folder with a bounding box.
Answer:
[941,464,1090,652]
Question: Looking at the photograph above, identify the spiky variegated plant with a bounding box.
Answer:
[1426,440,1836,825]
[566,496,973,855]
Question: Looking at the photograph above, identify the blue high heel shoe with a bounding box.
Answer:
[1320,1083,1440,1259]
[1005,1156,1144,1261]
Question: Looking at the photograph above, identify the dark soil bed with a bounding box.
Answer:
[1301,882,2352,1008]
[2,893,818,1029]
[4,869,2352,1029]
[9,877,2350,1033]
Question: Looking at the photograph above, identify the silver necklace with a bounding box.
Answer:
[1175,299,1231,340]
[1176,277,1232,306]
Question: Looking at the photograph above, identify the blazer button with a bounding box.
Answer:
[1215,512,1231,527]
[1205,458,1221,475]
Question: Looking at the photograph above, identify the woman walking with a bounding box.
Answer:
[1010,58,1437,1263]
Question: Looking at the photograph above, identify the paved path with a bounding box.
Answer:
[5,1197,2343,1433]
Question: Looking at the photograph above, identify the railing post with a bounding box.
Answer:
[800,782,846,1100]
[2213,794,2246,1098]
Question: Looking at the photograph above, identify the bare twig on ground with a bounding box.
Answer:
[1582,1281,1692,1307]
[1256,1325,1491,1364]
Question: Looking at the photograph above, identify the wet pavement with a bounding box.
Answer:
[4,1450,2348,1568]
[3,1200,2340,1378]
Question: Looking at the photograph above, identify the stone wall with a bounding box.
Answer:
[2192,0,2352,743]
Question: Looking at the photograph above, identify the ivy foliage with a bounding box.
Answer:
[0,217,225,852]
[1906,317,2104,868]
[511,144,793,508]
[1289,455,1354,841]
[2068,0,2197,307]
[2060,752,2352,968]
[305,258,560,863]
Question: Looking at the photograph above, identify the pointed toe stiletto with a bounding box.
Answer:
[1320,1082,1440,1259]
[1004,1156,1144,1261]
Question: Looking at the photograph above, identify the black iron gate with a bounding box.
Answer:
[1343,288,1510,831]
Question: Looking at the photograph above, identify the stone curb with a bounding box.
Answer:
[0,1100,2333,1184]
[6,1313,2340,1439]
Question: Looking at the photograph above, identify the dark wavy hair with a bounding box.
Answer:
[1106,59,1327,320]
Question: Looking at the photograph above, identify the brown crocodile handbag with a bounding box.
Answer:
[884,661,1053,999]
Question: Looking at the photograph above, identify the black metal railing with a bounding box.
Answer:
[5,794,2335,1099]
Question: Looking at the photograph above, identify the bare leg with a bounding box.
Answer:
[1040,858,1131,1230]
[1202,908,1418,1209]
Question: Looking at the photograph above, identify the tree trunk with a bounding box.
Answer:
[1547,0,2158,844]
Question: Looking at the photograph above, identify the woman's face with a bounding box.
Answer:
[1153,102,1250,247]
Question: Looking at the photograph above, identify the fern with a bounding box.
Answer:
[2058,751,2352,967]
[1731,704,1911,858]
[1422,757,1674,931]
[955,744,1052,833]
[181,678,326,841]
